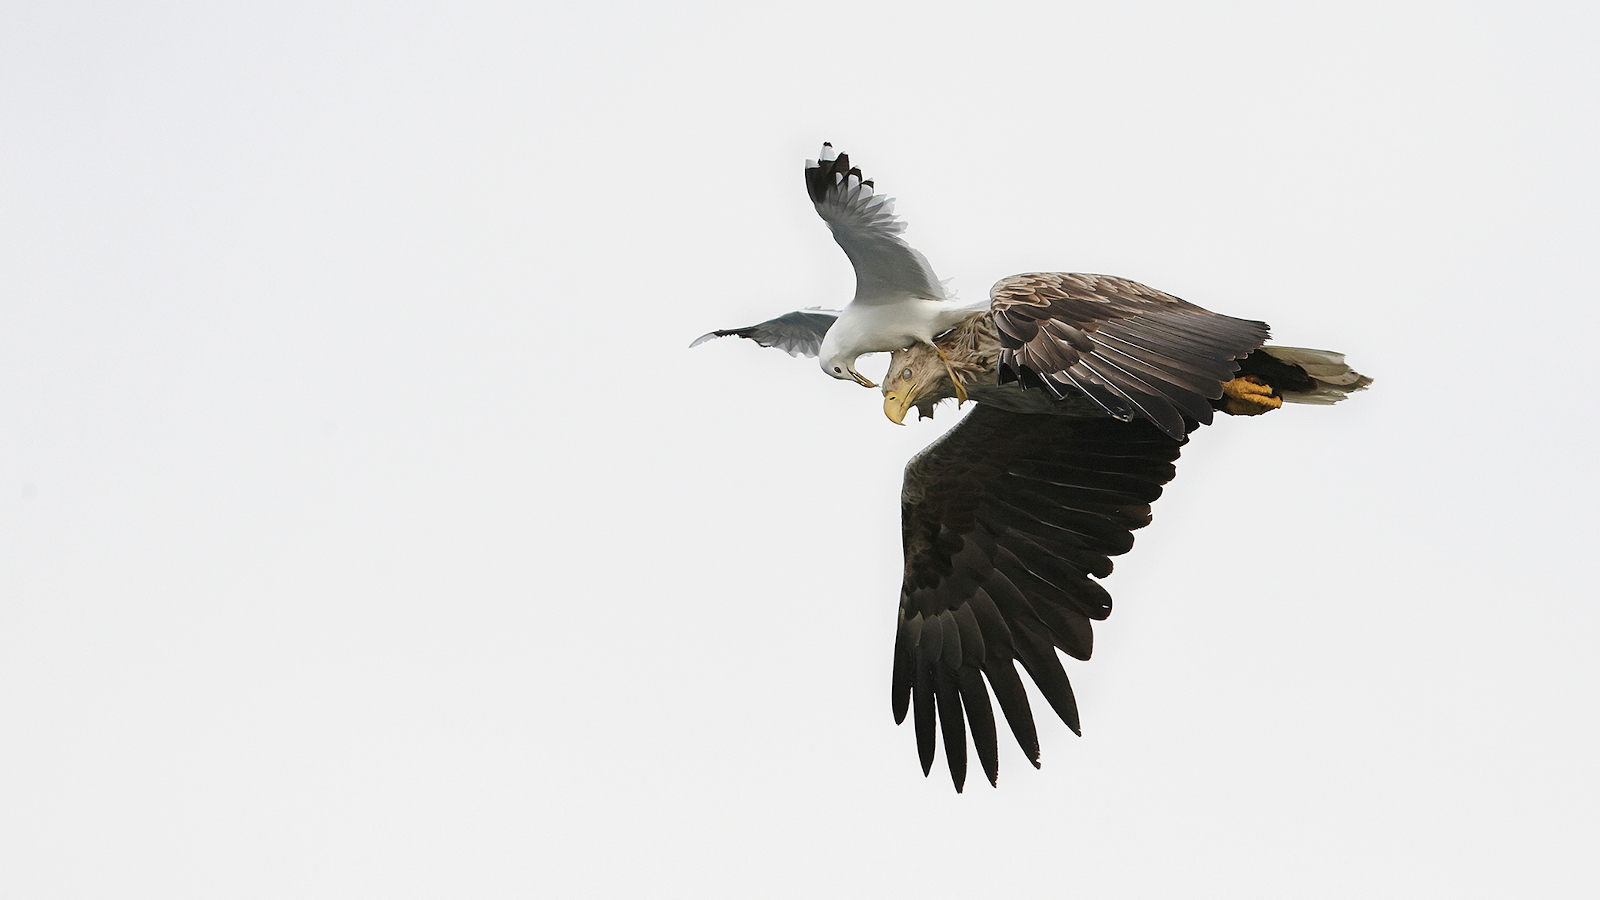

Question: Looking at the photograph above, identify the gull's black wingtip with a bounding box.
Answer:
[804,143,856,204]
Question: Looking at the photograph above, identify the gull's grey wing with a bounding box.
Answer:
[689,309,840,358]
[805,143,945,303]
[895,404,1188,791]
[991,273,1270,440]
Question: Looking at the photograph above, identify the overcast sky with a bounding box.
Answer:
[3,1,1597,897]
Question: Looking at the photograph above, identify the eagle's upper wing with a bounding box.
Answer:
[991,273,1269,439]
[689,309,840,358]
[896,404,1188,790]
[806,144,945,303]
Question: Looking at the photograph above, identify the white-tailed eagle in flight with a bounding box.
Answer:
[694,145,1371,791]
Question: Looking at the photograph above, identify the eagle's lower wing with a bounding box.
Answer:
[896,405,1188,790]
[689,309,839,358]
[806,144,945,303]
[991,273,1269,439]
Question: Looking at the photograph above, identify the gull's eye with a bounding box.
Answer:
[833,366,842,373]
[901,368,913,380]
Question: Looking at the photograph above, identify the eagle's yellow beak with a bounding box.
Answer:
[883,384,917,426]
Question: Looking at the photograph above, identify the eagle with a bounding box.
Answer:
[694,146,1371,791]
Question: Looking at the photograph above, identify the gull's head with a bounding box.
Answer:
[820,352,877,389]
[881,346,952,425]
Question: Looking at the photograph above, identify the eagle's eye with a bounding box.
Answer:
[901,368,912,380]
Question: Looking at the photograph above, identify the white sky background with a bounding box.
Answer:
[2,0,1596,896]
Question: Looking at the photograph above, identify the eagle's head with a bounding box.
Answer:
[881,346,957,425]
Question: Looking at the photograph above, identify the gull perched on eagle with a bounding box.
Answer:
[693,144,1370,791]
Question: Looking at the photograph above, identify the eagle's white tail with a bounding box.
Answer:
[1261,346,1373,405]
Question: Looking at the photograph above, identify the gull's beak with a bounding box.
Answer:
[849,370,877,389]
[883,384,917,426]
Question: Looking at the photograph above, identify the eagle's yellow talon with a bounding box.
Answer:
[1220,376,1283,416]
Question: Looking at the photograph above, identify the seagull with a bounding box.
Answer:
[693,145,1372,790]
[694,143,980,397]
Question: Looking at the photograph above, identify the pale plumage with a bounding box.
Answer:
[693,143,979,387]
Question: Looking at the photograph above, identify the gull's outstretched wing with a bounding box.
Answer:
[690,309,839,358]
[991,273,1269,440]
[806,144,945,303]
[896,405,1188,791]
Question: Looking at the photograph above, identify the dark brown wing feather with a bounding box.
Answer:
[896,404,1188,790]
[991,273,1270,439]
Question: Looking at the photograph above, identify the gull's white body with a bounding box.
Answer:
[818,297,978,382]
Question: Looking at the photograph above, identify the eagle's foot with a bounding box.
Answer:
[1219,376,1283,416]
[933,345,969,404]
